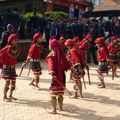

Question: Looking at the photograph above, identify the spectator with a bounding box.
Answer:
[0,24,14,49]
[45,23,51,46]
[86,26,98,65]
[50,22,58,38]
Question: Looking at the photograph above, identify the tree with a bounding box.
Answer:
[33,0,46,14]
[86,0,94,17]
[33,0,39,12]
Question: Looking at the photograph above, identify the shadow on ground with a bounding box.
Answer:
[13,98,120,120]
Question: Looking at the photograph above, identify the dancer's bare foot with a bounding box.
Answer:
[3,97,12,102]
[35,86,41,90]
[70,95,78,99]
[80,94,83,98]
[98,85,105,88]
[98,83,102,86]
[29,83,35,87]
[9,96,17,101]
[58,106,63,111]
[48,109,57,114]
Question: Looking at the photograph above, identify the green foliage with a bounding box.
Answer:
[87,0,94,11]
[45,11,69,21]
[23,12,43,21]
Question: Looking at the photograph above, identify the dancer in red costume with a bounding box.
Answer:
[95,37,110,88]
[23,32,43,89]
[108,36,120,79]
[46,39,70,114]
[0,34,20,102]
[65,39,87,98]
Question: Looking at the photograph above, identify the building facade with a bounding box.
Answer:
[0,0,33,13]
[45,0,87,18]
[0,0,87,18]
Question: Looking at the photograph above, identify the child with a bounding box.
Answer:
[23,32,43,89]
[46,39,70,114]
[0,34,20,102]
[95,37,110,88]
[65,39,87,98]
[108,36,120,79]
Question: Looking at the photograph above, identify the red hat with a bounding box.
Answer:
[65,39,74,47]
[8,34,18,44]
[59,36,65,42]
[33,32,42,42]
[84,34,92,40]
[73,36,79,43]
[49,39,59,49]
[110,36,117,42]
[95,37,105,44]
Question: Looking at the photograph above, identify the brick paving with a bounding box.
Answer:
[0,61,120,120]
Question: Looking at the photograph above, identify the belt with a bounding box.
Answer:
[3,65,15,68]
[98,61,107,65]
[30,59,39,62]
[110,54,117,56]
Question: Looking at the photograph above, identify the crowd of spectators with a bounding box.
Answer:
[0,8,120,64]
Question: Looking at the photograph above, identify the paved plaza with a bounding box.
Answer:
[0,60,120,120]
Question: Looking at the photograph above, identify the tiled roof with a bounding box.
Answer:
[93,4,120,12]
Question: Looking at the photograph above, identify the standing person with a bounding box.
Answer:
[65,21,73,39]
[69,36,80,82]
[65,39,87,98]
[108,36,120,79]
[27,11,40,39]
[23,32,43,89]
[50,22,58,38]
[45,23,51,46]
[104,15,113,38]
[87,26,98,65]
[57,20,65,39]
[0,24,14,49]
[58,35,66,51]
[95,37,110,88]
[46,39,70,114]
[0,34,20,102]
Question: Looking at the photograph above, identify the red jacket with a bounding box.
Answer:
[66,47,86,67]
[108,43,120,54]
[28,43,42,59]
[97,46,110,62]
[0,46,20,66]
[78,41,90,52]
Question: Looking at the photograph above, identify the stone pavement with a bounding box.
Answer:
[0,61,120,120]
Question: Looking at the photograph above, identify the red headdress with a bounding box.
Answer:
[65,39,74,47]
[95,37,105,44]
[84,34,92,40]
[73,36,79,43]
[8,34,18,44]
[110,36,117,42]
[33,32,42,42]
